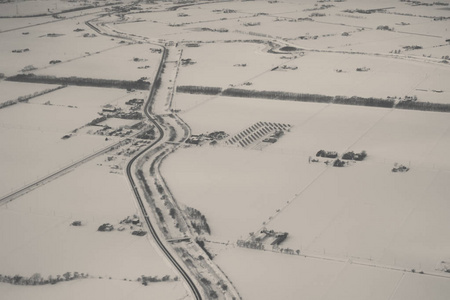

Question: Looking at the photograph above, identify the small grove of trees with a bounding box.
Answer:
[377,25,393,31]
[186,206,211,235]
[395,101,450,113]
[333,159,346,167]
[236,239,302,256]
[196,240,213,260]
[169,208,177,219]
[155,207,164,222]
[138,275,173,286]
[236,239,265,250]
[0,272,88,286]
[137,169,153,198]
[149,147,167,176]
[155,180,165,194]
[153,77,162,90]
[209,290,219,299]
[278,248,300,255]
[402,45,423,51]
[168,125,177,142]
[176,85,222,95]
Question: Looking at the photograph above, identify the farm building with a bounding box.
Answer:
[102,104,117,113]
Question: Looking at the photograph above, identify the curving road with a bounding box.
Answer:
[126,133,203,300]
[124,47,203,299]
[86,13,203,299]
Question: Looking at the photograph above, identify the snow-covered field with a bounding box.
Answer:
[34,43,161,82]
[0,155,172,278]
[176,42,285,88]
[0,16,55,32]
[0,0,99,17]
[163,146,326,241]
[2,0,450,299]
[115,19,252,43]
[0,280,186,300]
[171,93,219,112]
[0,155,187,299]
[0,127,112,196]
[175,44,450,102]
[149,0,450,102]
[282,52,449,102]
[165,97,450,236]
[0,14,122,76]
[0,81,57,105]
[99,118,141,129]
[163,95,450,298]
[215,248,450,300]
[0,86,143,196]
[268,163,450,271]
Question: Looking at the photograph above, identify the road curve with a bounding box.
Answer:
[86,14,202,299]
[125,47,203,299]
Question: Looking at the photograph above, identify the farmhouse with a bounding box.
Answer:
[97,223,114,232]
[185,135,200,145]
[271,232,288,246]
[102,104,117,113]
[316,150,338,158]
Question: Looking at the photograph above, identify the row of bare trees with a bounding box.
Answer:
[177,85,450,112]
[0,272,88,286]
[7,74,150,90]
[0,85,66,110]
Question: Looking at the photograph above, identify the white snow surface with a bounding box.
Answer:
[0,81,57,105]
[215,248,450,300]
[0,279,186,300]
[163,96,450,299]
[0,86,139,196]
[2,0,450,299]
[0,155,177,280]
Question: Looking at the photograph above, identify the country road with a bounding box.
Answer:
[1,2,237,298]
[0,135,132,206]
[88,8,243,297]
[125,93,203,300]
[85,14,205,300]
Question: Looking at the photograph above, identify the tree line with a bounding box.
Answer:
[137,169,153,198]
[0,85,66,110]
[334,95,394,108]
[139,274,177,286]
[6,74,150,90]
[396,101,450,113]
[236,239,302,256]
[237,239,265,250]
[0,271,178,287]
[0,272,88,286]
[222,88,334,103]
[176,85,222,95]
[176,85,450,113]
[196,240,213,260]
